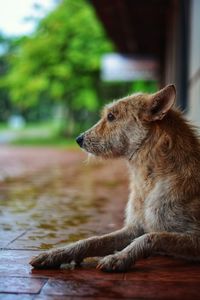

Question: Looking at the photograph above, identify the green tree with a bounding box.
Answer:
[0,33,17,121]
[3,0,113,135]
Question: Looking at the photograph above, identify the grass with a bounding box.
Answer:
[0,122,77,148]
[11,136,76,147]
[0,123,9,130]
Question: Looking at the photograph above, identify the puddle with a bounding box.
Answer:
[0,149,128,250]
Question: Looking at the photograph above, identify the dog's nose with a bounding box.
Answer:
[76,134,84,147]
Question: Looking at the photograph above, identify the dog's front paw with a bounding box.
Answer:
[97,252,134,272]
[30,246,83,269]
[30,249,64,269]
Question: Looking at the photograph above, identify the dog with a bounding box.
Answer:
[30,84,200,272]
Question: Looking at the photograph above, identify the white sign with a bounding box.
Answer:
[101,53,159,81]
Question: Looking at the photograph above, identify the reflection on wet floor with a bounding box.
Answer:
[0,147,128,250]
[1,148,200,300]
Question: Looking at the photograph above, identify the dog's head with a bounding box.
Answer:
[76,85,176,159]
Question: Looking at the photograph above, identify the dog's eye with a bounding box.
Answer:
[107,112,115,122]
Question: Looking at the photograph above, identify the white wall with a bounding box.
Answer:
[188,0,200,126]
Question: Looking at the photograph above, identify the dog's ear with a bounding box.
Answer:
[143,84,176,121]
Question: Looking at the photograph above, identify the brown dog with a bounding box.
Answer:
[30,84,200,272]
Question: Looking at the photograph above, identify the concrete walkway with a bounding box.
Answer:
[0,146,200,299]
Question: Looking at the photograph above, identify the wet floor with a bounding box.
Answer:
[0,146,128,250]
[1,146,200,299]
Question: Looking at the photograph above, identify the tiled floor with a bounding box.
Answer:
[0,146,200,299]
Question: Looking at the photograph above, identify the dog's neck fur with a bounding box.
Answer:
[128,109,200,200]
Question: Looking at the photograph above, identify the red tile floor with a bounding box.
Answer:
[0,146,200,299]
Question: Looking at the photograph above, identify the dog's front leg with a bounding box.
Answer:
[98,232,200,272]
[30,226,140,269]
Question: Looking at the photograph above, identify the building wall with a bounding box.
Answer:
[188,0,200,126]
[164,0,179,88]
[164,0,189,110]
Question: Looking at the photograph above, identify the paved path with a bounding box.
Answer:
[0,146,200,299]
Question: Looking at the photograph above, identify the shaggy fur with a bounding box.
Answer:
[30,84,200,272]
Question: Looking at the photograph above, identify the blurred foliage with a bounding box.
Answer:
[1,0,113,136]
[0,0,158,141]
[0,34,13,121]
